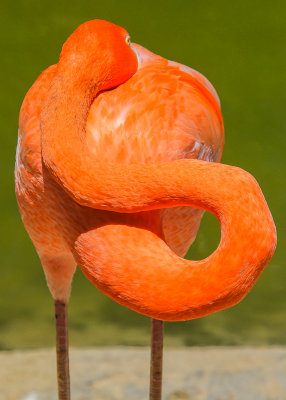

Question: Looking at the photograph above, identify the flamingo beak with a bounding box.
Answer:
[130,43,163,70]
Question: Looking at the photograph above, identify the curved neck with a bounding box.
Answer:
[72,181,276,319]
[40,63,276,320]
[41,69,95,147]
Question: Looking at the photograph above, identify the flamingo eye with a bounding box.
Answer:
[125,34,131,46]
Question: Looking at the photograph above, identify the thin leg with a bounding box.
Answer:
[149,318,164,400]
[54,300,70,400]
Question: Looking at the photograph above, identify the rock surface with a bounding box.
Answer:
[0,347,286,400]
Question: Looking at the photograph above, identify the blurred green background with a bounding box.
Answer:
[1,0,285,350]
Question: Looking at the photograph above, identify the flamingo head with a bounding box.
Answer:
[58,19,138,91]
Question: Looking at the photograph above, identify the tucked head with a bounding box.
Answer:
[58,19,138,90]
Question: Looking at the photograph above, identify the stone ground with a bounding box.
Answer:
[0,347,285,400]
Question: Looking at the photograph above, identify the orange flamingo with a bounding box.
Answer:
[15,20,276,400]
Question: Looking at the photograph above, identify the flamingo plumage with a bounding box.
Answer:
[15,19,276,400]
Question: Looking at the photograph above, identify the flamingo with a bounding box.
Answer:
[15,19,276,400]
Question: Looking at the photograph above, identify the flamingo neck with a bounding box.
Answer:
[39,62,276,321]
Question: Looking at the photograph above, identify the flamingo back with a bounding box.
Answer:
[85,45,224,256]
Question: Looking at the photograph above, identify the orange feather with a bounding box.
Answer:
[15,19,276,322]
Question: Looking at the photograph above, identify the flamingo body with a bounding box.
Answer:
[15,20,276,321]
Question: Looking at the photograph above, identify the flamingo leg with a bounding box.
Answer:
[149,318,164,400]
[54,300,70,400]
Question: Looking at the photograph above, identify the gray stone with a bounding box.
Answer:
[0,347,285,399]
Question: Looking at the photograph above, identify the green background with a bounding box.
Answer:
[1,0,285,349]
